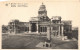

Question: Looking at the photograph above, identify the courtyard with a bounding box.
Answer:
[2,33,78,49]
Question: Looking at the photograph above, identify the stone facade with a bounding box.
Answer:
[2,3,72,37]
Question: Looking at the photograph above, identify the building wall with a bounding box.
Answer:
[62,21,72,39]
[2,25,8,33]
[7,20,29,33]
[72,27,78,39]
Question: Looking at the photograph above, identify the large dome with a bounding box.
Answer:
[39,3,46,10]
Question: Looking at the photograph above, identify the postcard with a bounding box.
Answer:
[0,0,79,50]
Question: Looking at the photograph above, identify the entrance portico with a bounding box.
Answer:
[29,21,39,33]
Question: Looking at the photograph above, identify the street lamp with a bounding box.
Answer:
[43,19,51,47]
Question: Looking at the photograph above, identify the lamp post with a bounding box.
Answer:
[43,19,51,47]
[47,19,51,42]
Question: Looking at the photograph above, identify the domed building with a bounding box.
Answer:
[3,3,72,38]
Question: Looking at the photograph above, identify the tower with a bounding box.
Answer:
[38,3,50,21]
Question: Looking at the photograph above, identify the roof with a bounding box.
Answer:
[30,17,40,21]
[62,20,72,25]
[51,16,61,20]
[72,27,78,30]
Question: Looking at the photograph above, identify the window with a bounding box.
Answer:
[43,27,44,32]
[41,27,42,32]
[53,26,58,30]
[25,27,29,31]
[45,27,47,32]
[40,27,47,32]
[27,27,29,31]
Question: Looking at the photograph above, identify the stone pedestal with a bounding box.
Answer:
[36,42,51,48]
[43,42,51,47]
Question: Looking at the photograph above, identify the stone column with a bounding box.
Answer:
[58,25,60,36]
[36,23,38,33]
[61,25,64,40]
[42,27,43,32]
[29,23,31,33]
[51,27,52,34]
[61,25,64,37]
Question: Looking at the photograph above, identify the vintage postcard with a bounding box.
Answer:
[0,0,79,50]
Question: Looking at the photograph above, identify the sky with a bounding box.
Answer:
[0,0,80,27]
[0,0,8,1]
